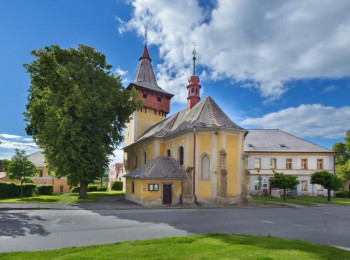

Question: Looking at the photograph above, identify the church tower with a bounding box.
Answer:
[187,47,201,110]
[124,43,174,146]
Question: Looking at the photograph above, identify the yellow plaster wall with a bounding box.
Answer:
[146,143,153,163]
[188,135,193,166]
[198,181,211,198]
[136,109,164,140]
[125,178,143,199]
[124,116,135,147]
[226,135,239,197]
[197,134,213,199]
[142,179,182,200]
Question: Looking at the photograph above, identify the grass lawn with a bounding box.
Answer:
[296,196,350,205]
[0,234,349,260]
[252,195,315,206]
[0,191,124,204]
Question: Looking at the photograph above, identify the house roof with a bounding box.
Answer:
[28,151,45,167]
[114,163,123,172]
[129,96,244,146]
[127,44,173,97]
[125,156,187,179]
[244,129,334,153]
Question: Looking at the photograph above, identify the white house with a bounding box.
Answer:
[245,129,336,197]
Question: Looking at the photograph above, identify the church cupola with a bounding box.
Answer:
[187,47,201,110]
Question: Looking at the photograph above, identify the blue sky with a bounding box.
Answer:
[1,0,350,163]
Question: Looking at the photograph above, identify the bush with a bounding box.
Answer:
[97,185,107,191]
[37,185,53,195]
[336,191,350,198]
[22,178,34,184]
[87,185,99,192]
[0,182,36,199]
[71,186,80,193]
[111,181,123,191]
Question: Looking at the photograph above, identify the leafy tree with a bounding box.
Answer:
[270,172,300,200]
[4,149,38,197]
[333,131,350,181]
[310,171,343,202]
[24,44,141,199]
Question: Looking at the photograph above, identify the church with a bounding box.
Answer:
[123,43,335,206]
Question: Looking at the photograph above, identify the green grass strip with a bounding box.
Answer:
[0,234,349,260]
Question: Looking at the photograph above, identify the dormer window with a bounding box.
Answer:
[280,144,286,148]
[248,144,253,148]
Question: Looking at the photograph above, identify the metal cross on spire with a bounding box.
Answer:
[145,26,148,46]
[192,42,197,75]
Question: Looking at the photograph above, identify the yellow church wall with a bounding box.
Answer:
[146,143,153,163]
[197,134,213,199]
[125,178,143,199]
[175,137,186,155]
[124,115,135,147]
[198,181,211,198]
[226,135,239,197]
[142,179,182,200]
[188,135,193,166]
[136,109,165,140]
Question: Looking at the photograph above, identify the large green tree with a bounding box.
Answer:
[24,44,141,199]
[270,172,300,200]
[310,171,343,202]
[4,149,38,197]
[333,131,350,181]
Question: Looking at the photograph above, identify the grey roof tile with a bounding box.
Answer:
[133,96,244,144]
[125,156,187,179]
[244,129,334,153]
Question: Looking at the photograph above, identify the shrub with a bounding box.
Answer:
[336,191,350,198]
[111,181,123,191]
[97,185,107,191]
[22,178,34,184]
[87,185,99,192]
[37,185,53,195]
[0,182,36,199]
[71,186,80,193]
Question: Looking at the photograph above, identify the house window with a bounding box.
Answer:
[148,184,159,191]
[254,180,260,190]
[38,170,43,177]
[317,159,324,170]
[166,149,171,157]
[254,158,261,169]
[301,159,308,170]
[301,180,308,191]
[143,152,147,165]
[201,155,210,180]
[270,158,276,169]
[317,184,323,191]
[143,93,147,99]
[286,158,292,169]
[132,181,135,193]
[157,96,161,102]
[178,146,184,166]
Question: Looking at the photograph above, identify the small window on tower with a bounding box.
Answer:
[143,93,147,99]
[191,88,194,93]
[157,96,161,102]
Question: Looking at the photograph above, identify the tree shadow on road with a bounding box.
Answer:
[0,211,50,237]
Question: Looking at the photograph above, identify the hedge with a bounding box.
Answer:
[111,181,123,191]
[0,182,37,199]
[71,186,80,193]
[23,178,34,184]
[71,185,108,193]
[37,185,53,195]
[88,185,99,192]
[336,191,350,198]
[97,185,107,191]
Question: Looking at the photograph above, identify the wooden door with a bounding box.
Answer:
[163,184,172,204]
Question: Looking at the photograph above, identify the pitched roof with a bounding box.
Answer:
[28,151,45,167]
[131,96,244,145]
[125,156,187,179]
[128,44,173,97]
[244,129,334,153]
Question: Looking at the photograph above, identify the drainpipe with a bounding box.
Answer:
[180,179,183,204]
[193,127,198,203]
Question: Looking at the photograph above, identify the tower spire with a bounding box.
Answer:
[192,42,197,75]
[145,26,148,46]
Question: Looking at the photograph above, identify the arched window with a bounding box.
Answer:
[178,146,184,166]
[166,149,171,157]
[143,152,147,165]
[201,155,210,180]
[134,155,137,168]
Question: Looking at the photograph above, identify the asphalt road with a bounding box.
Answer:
[1,206,350,252]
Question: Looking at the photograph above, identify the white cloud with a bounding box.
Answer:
[115,66,128,76]
[323,85,336,93]
[241,104,350,139]
[0,134,22,140]
[109,147,124,166]
[0,139,38,150]
[118,0,350,103]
